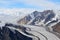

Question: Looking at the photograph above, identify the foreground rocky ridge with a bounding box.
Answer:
[0,23,60,40]
[0,23,32,40]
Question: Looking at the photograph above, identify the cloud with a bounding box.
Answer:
[16,0,60,9]
[0,0,60,10]
[0,8,36,16]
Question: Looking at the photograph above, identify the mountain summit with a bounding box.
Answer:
[18,10,59,27]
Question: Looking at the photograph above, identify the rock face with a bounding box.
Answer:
[0,24,32,40]
[18,15,32,24]
[18,10,56,26]
[52,22,60,33]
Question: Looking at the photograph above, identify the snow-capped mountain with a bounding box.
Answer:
[18,10,59,27]
[17,10,60,34]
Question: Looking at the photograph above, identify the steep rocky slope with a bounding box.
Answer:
[0,23,32,40]
[18,10,57,26]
